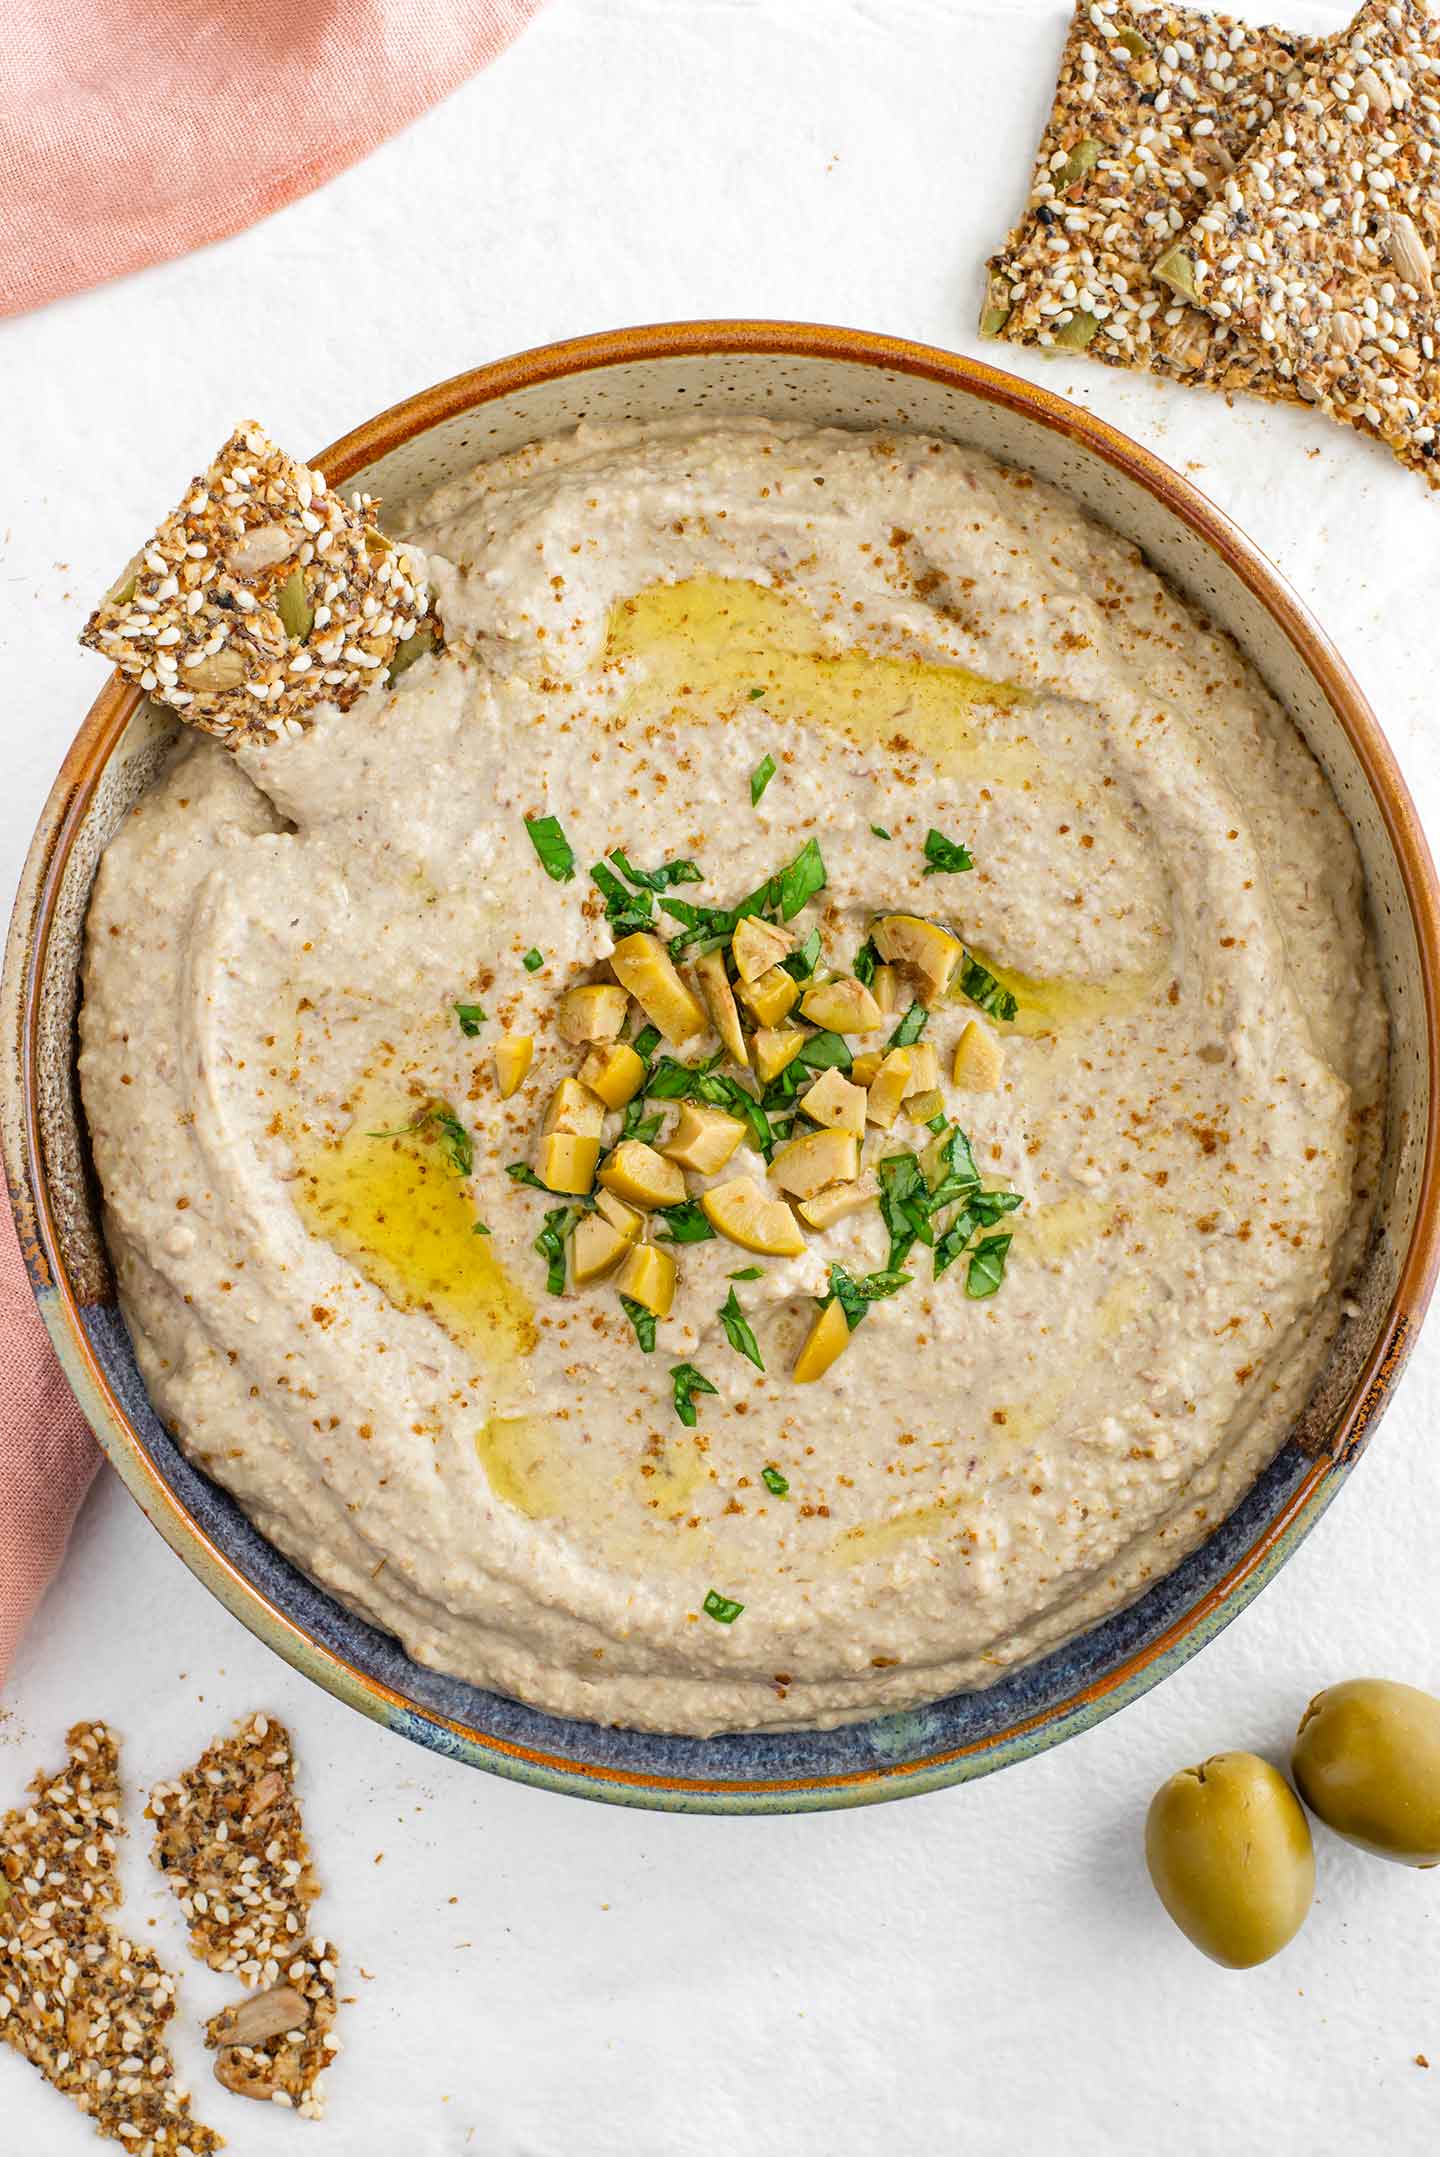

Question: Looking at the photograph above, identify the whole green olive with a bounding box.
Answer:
[1292,1678,1440,1867]
[1145,1751,1314,1967]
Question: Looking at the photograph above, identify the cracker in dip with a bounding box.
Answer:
[78,419,1386,1736]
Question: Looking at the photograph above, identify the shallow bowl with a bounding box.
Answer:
[6,321,1439,1812]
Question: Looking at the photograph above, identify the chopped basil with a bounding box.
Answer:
[454,1002,486,1037]
[870,824,892,841]
[522,948,545,973]
[524,813,575,882]
[824,1261,912,1331]
[505,1161,550,1191]
[750,753,777,806]
[718,1288,765,1371]
[631,1022,662,1060]
[796,1029,851,1074]
[922,828,974,875]
[877,1152,934,1268]
[781,926,822,982]
[888,1002,929,1049]
[654,1199,716,1244]
[609,847,704,892]
[535,1206,579,1295]
[591,859,654,936]
[619,1295,658,1352]
[777,836,827,920]
[761,1465,789,1497]
[960,955,1019,1022]
[727,1266,764,1281]
[372,1103,473,1178]
[967,1231,1014,1299]
[472,1220,491,1237]
[933,1190,1023,1279]
[852,937,879,987]
[927,1111,948,1134]
[703,1589,744,1624]
[927,1125,981,1210]
[670,1362,719,1427]
[619,1101,664,1145]
[748,685,766,701]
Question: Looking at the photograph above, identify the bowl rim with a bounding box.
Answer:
[7,317,1440,1813]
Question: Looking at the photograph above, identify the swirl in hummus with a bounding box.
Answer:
[79,422,1387,1735]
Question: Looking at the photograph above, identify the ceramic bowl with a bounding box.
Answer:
[6,322,1439,1813]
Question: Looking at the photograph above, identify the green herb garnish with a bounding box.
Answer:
[933,1190,1023,1279]
[454,1002,486,1037]
[609,847,704,893]
[922,828,974,875]
[591,858,654,936]
[877,1152,934,1268]
[472,1221,491,1236]
[967,1232,1014,1299]
[871,824,892,841]
[777,836,827,921]
[619,1101,664,1145]
[372,1104,473,1178]
[703,1589,744,1624]
[654,1199,716,1244]
[748,685,766,701]
[727,1266,765,1281]
[632,1022,662,1059]
[927,1125,981,1210]
[853,937,879,987]
[505,1161,550,1191]
[781,926,822,982]
[522,948,545,973]
[671,1362,719,1427]
[535,1206,579,1295]
[824,1261,912,1330]
[888,1002,929,1049]
[619,1295,658,1352]
[761,1465,789,1497]
[718,1288,765,1371]
[524,814,575,882]
[750,753,777,805]
[796,1030,851,1073]
[960,956,1019,1022]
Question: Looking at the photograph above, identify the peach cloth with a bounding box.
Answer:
[2,0,545,319]
[1,1214,98,1679]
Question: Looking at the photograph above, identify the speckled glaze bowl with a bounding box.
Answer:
[6,322,1439,1812]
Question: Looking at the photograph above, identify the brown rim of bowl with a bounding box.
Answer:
[11,319,1440,1800]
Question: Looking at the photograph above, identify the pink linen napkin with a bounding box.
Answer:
[2,0,545,320]
[1,1213,98,1681]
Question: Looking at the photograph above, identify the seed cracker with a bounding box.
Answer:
[80,422,432,746]
[0,1721,222,2155]
[1156,0,1440,482]
[148,1713,338,2119]
[982,0,1329,393]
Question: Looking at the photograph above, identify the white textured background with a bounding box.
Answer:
[3,2,1439,2150]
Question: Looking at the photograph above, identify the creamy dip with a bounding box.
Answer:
[79,422,1387,1734]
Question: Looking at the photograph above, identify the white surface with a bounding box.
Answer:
[3,0,1440,2149]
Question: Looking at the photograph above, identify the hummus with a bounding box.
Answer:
[79,422,1386,1735]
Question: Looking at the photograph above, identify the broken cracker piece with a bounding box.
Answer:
[1158,0,1440,484]
[81,422,432,745]
[147,1711,318,1987]
[983,0,1329,396]
[1,1721,222,2155]
[206,1939,340,2120]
